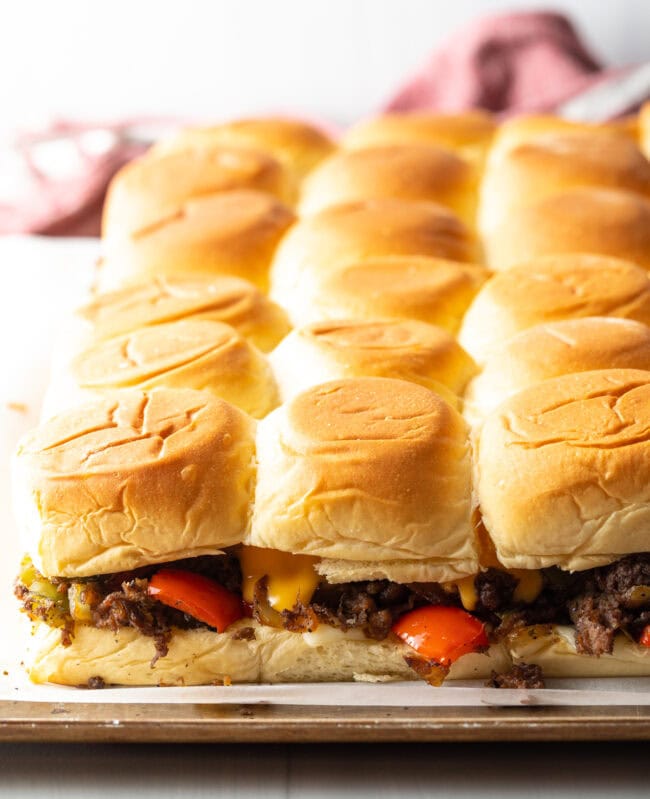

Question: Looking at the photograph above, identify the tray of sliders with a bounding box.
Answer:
[4,107,650,742]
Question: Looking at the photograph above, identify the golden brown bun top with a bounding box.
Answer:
[99,190,296,293]
[154,116,337,180]
[270,319,477,405]
[343,111,496,160]
[299,144,477,223]
[284,255,488,331]
[486,188,650,270]
[465,317,650,421]
[14,389,257,577]
[479,132,650,233]
[251,377,475,575]
[477,369,650,571]
[76,275,290,353]
[458,254,650,364]
[269,199,481,302]
[102,145,295,238]
[490,114,638,155]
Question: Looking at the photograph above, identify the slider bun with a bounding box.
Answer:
[280,255,488,330]
[508,625,650,678]
[269,199,481,304]
[300,144,478,227]
[641,102,650,159]
[479,132,650,234]
[484,187,650,270]
[13,388,256,577]
[270,319,476,406]
[68,275,290,356]
[99,190,295,293]
[27,620,509,685]
[153,117,336,181]
[465,317,650,423]
[490,114,637,156]
[44,320,279,420]
[102,145,296,239]
[477,369,650,572]
[343,111,496,163]
[459,254,650,365]
[251,378,476,582]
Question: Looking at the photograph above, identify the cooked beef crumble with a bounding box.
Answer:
[487,663,545,689]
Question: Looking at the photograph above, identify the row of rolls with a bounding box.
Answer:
[15,105,650,686]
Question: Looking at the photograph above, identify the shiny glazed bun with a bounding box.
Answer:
[44,320,279,420]
[278,255,488,330]
[270,319,476,406]
[479,132,650,235]
[343,111,496,163]
[483,187,650,270]
[477,369,650,572]
[13,389,257,577]
[70,275,290,355]
[458,254,650,364]
[269,198,481,304]
[153,117,337,181]
[300,144,479,226]
[464,317,650,422]
[99,190,295,292]
[102,145,296,239]
[251,378,476,582]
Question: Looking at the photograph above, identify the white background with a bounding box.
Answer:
[0,0,649,134]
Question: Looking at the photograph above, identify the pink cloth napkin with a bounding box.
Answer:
[2,10,647,238]
[384,10,634,115]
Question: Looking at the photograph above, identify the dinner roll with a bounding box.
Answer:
[300,144,478,226]
[102,145,296,239]
[459,254,650,365]
[251,378,476,582]
[477,369,650,572]
[343,111,496,164]
[483,187,650,270]
[489,114,638,157]
[479,132,650,235]
[154,116,337,181]
[13,389,256,577]
[67,275,290,357]
[44,320,278,420]
[269,199,481,305]
[465,317,650,422]
[98,190,295,292]
[279,255,488,330]
[270,319,476,405]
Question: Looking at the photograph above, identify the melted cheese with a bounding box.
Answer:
[238,546,321,611]
[445,570,543,612]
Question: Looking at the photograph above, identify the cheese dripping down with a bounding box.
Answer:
[238,546,321,611]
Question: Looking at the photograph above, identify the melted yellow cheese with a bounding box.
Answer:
[238,546,321,611]
[445,569,543,612]
[510,569,543,603]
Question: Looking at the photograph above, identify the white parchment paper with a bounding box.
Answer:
[2,235,649,708]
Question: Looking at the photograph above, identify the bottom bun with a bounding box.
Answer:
[509,625,650,677]
[27,620,508,686]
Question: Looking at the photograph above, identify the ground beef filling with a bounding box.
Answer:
[487,663,545,689]
[16,553,650,663]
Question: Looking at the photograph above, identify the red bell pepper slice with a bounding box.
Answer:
[392,605,489,667]
[640,625,650,647]
[148,569,245,632]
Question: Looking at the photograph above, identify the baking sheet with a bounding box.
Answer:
[2,235,650,731]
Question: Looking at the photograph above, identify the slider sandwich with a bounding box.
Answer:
[269,198,482,311]
[476,369,650,676]
[458,254,650,366]
[43,319,279,421]
[14,381,514,686]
